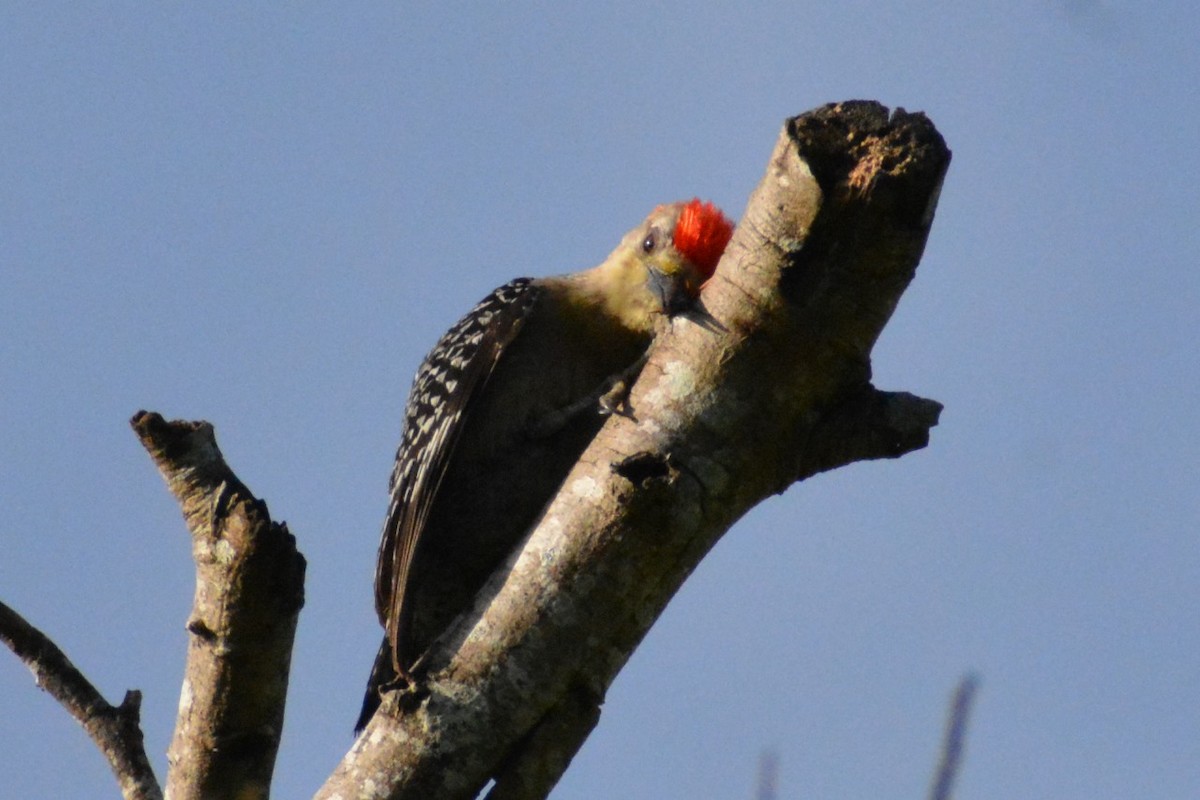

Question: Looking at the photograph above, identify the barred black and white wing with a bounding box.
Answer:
[374,277,542,672]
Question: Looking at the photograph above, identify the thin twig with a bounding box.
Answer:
[755,750,779,800]
[0,599,163,800]
[929,674,980,800]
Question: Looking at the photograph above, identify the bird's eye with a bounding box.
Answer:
[641,231,657,253]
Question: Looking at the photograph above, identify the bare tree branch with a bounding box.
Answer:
[755,750,780,800]
[929,674,980,800]
[9,100,950,800]
[483,684,603,800]
[0,599,163,800]
[318,101,951,799]
[130,411,306,800]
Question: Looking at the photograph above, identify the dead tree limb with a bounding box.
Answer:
[130,412,306,800]
[929,674,980,800]
[0,600,163,800]
[318,101,951,799]
[4,99,949,800]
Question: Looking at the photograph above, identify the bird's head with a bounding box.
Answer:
[640,199,734,315]
[575,199,734,335]
[602,198,734,329]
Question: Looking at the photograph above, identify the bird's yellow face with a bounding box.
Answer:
[614,202,706,324]
[571,200,732,336]
[588,206,691,335]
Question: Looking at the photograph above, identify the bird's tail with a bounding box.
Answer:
[354,636,396,734]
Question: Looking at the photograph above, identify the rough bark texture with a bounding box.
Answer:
[316,101,950,799]
[0,601,163,800]
[131,411,306,800]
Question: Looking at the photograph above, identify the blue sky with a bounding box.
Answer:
[2,3,1197,798]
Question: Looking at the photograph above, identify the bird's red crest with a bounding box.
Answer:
[673,198,734,280]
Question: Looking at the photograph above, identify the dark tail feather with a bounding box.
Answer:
[355,637,396,733]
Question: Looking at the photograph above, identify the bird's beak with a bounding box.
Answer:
[646,254,701,317]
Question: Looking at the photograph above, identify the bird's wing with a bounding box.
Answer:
[374,277,541,672]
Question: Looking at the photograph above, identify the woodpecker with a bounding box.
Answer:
[356,199,734,732]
